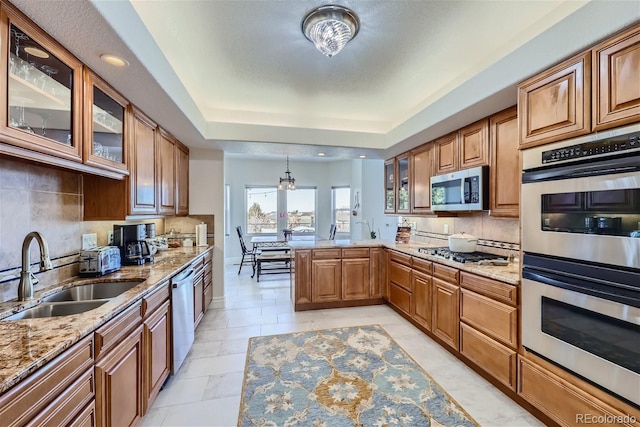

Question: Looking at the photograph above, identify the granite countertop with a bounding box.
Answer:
[289,239,520,285]
[0,246,212,394]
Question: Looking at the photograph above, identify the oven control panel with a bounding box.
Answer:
[542,132,639,164]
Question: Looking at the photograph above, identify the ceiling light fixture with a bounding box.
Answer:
[100,54,129,67]
[278,156,296,190]
[359,155,367,159]
[317,152,326,156]
[302,5,360,57]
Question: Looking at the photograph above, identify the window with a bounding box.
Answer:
[246,186,278,234]
[332,187,351,233]
[286,187,316,233]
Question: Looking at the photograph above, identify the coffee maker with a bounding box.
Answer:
[113,224,155,265]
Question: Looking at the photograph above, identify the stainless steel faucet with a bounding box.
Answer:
[18,231,53,301]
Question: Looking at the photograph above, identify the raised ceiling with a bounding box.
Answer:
[11,0,640,159]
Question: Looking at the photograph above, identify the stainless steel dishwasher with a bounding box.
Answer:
[171,267,195,374]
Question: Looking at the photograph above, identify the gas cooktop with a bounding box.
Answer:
[417,247,509,265]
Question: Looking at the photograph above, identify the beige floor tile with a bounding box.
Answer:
[159,396,241,427]
[153,376,209,407]
[202,372,245,400]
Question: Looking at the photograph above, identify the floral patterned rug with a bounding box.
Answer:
[238,325,478,426]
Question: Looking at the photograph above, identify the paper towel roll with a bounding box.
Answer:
[195,223,208,247]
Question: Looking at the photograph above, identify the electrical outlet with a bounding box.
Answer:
[82,233,97,250]
[107,231,114,245]
[444,224,449,234]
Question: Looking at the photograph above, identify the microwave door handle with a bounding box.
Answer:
[460,180,466,204]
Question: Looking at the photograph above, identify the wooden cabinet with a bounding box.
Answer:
[192,256,205,328]
[459,119,489,170]
[369,247,384,298]
[410,143,434,214]
[396,154,410,213]
[129,107,158,216]
[176,141,190,216]
[95,325,144,427]
[202,250,213,313]
[142,284,171,414]
[411,269,432,331]
[157,129,176,215]
[0,3,83,162]
[489,106,520,217]
[312,259,341,302]
[387,250,413,316]
[294,249,312,307]
[592,23,640,131]
[0,335,94,427]
[434,132,458,174]
[461,324,517,391]
[384,159,396,214]
[518,52,591,149]
[83,68,128,173]
[342,258,370,300]
[432,277,459,351]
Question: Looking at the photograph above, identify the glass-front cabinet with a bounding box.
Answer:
[397,155,410,213]
[384,159,396,213]
[83,69,128,172]
[1,6,83,161]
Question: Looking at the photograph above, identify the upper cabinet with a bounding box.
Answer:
[176,141,189,216]
[83,68,128,173]
[0,4,83,161]
[518,52,591,149]
[434,132,458,175]
[489,107,520,218]
[384,159,396,214]
[157,129,176,215]
[459,119,489,170]
[397,154,410,213]
[592,23,640,131]
[410,143,434,214]
[384,154,411,215]
[129,107,159,216]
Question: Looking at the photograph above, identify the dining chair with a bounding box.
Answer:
[329,224,336,240]
[236,226,256,276]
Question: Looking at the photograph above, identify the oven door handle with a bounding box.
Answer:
[522,156,640,183]
[523,268,640,308]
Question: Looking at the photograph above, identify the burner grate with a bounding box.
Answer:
[416,247,506,263]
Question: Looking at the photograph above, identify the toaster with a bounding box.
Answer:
[79,246,122,277]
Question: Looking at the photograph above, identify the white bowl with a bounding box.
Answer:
[448,232,478,253]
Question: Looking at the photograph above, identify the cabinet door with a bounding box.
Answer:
[432,277,459,351]
[193,275,204,328]
[312,259,341,302]
[489,106,520,218]
[1,6,83,162]
[411,144,434,213]
[157,129,176,215]
[593,23,640,131]
[518,51,591,149]
[129,107,158,215]
[83,69,128,172]
[412,270,432,331]
[369,247,384,298]
[384,159,396,213]
[396,154,410,213]
[342,258,370,300]
[95,325,144,427]
[295,250,312,305]
[459,119,489,170]
[434,132,458,174]
[176,141,189,216]
[143,300,170,413]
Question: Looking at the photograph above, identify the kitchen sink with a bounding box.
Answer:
[2,300,108,320]
[42,281,143,302]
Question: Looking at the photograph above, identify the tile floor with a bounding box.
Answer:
[142,264,543,427]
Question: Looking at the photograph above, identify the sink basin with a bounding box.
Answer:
[2,300,108,320]
[42,281,142,302]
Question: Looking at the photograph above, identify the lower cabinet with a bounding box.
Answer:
[342,258,370,300]
[432,278,460,350]
[95,324,144,427]
[203,251,213,314]
[312,259,341,302]
[193,275,204,327]
[143,300,171,413]
[411,270,432,330]
[69,401,97,427]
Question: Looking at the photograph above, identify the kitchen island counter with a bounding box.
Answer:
[0,246,212,394]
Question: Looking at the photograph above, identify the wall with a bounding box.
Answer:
[224,157,352,260]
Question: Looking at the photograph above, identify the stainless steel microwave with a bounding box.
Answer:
[430,165,488,211]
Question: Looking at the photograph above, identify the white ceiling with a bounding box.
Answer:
[12,1,640,160]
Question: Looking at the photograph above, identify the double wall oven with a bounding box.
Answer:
[521,123,640,407]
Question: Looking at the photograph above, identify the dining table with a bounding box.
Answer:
[250,234,319,251]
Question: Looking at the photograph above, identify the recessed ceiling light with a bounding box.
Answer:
[317,152,326,156]
[24,46,49,58]
[359,154,367,158]
[100,54,129,67]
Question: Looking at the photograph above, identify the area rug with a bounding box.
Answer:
[238,325,478,426]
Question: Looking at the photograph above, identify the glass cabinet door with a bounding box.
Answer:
[397,155,410,212]
[2,9,83,161]
[83,69,128,171]
[385,159,396,213]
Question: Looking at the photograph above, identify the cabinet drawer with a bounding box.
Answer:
[433,263,459,284]
[389,282,412,316]
[68,400,96,427]
[142,282,170,318]
[204,250,213,263]
[389,261,412,292]
[95,301,142,359]
[204,284,213,309]
[518,357,634,427]
[342,247,370,258]
[0,335,94,427]
[312,248,342,259]
[27,367,94,427]
[460,289,517,348]
[460,324,517,391]
[460,272,517,306]
[411,257,432,274]
[389,250,412,266]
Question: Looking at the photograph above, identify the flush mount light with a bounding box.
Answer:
[24,46,49,58]
[302,5,360,57]
[317,152,326,156]
[100,54,129,67]
[359,154,367,159]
